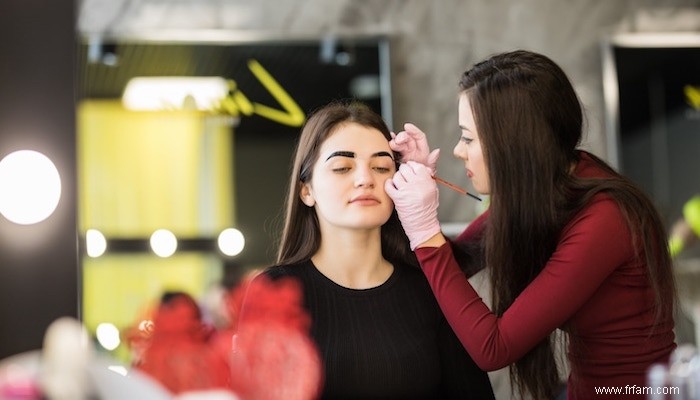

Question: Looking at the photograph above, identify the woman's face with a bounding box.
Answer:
[301,122,396,232]
[454,93,490,194]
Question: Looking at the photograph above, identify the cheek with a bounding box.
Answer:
[471,148,484,167]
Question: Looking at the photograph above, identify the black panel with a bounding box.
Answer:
[614,46,700,225]
[0,0,78,359]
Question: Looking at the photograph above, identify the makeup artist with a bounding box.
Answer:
[252,101,495,399]
[385,50,677,400]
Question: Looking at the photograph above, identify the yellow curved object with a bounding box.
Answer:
[683,195,700,237]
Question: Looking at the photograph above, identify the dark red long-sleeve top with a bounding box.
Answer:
[415,152,676,399]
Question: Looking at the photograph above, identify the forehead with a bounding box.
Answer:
[458,93,476,126]
[458,93,472,115]
[319,122,390,156]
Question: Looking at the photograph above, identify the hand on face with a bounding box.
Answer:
[303,123,397,231]
[384,161,441,250]
[389,123,441,174]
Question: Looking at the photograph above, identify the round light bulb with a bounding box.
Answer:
[0,150,61,224]
[86,229,107,257]
[218,228,245,256]
[95,322,121,351]
[150,229,177,257]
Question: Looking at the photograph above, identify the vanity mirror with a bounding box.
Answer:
[77,33,392,360]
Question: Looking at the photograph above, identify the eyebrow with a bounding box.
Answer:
[325,151,394,161]
[459,124,472,132]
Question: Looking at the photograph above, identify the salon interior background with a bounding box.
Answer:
[0,0,698,359]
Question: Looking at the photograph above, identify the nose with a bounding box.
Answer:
[354,165,375,188]
[453,141,467,160]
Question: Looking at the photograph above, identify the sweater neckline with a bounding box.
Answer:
[305,259,400,296]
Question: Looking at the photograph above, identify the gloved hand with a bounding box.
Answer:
[385,161,441,250]
[390,123,441,174]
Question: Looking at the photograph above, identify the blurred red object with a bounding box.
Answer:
[228,274,323,400]
[135,292,230,395]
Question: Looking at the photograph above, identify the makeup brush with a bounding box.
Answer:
[432,176,481,201]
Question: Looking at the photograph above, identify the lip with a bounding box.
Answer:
[350,195,380,204]
[466,169,474,178]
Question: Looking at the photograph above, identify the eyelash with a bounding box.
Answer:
[460,137,473,145]
[332,166,392,174]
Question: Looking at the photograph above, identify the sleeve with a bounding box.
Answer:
[416,197,632,371]
[438,315,495,399]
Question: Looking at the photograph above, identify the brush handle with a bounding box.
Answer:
[432,176,481,201]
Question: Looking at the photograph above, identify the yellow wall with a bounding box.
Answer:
[77,100,235,360]
[77,100,234,237]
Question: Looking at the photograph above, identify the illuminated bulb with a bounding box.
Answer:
[0,150,61,224]
[85,229,107,257]
[95,323,121,351]
[150,229,177,257]
[218,228,245,256]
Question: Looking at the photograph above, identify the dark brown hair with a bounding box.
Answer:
[276,100,417,268]
[459,50,676,399]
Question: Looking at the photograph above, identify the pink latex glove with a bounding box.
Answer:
[385,161,441,250]
[389,123,441,174]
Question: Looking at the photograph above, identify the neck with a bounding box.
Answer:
[312,228,393,289]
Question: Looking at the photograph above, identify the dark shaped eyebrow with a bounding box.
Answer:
[325,151,394,161]
[326,151,355,161]
[373,151,394,160]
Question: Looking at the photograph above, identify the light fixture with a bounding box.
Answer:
[85,229,107,257]
[95,322,121,351]
[150,229,177,258]
[122,77,229,111]
[218,228,245,256]
[0,150,61,225]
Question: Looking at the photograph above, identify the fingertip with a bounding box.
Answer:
[404,160,420,173]
[384,178,395,193]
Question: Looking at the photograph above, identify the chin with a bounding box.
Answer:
[353,216,391,230]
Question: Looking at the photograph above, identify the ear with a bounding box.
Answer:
[300,182,315,207]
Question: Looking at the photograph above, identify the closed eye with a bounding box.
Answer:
[373,166,392,173]
[460,136,473,145]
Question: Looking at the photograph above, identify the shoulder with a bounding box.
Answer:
[568,192,626,233]
[392,263,435,292]
[262,261,311,281]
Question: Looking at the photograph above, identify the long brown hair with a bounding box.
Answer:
[459,50,676,399]
[276,100,417,268]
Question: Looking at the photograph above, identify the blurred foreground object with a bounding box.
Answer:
[230,274,323,400]
[39,317,91,399]
[646,343,700,400]
[0,317,171,400]
[135,292,230,395]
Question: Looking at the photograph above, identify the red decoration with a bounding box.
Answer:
[227,274,323,400]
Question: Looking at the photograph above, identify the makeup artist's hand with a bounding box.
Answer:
[385,161,441,250]
[390,123,441,174]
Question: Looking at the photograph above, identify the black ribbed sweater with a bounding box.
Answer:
[265,260,494,400]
